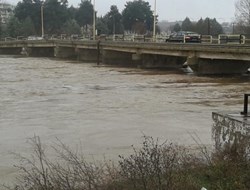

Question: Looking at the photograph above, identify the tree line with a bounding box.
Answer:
[235,0,250,36]
[171,17,224,36]
[1,0,250,38]
[0,0,156,38]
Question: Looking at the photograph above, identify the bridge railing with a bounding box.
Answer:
[101,34,169,43]
[218,34,246,44]
[201,35,213,44]
[2,34,250,45]
[102,34,249,45]
[2,37,16,41]
[17,36,27,40]
[102,34,247,44]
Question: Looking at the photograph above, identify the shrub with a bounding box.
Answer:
[4,135,250,190]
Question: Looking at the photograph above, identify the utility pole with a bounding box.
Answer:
[153,0,156,42]
[207,19,210,35]
[41,2,44,38]
[113,16,115,41]
[93,0,96,40]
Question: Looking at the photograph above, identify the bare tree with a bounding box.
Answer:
[235,0,250,34]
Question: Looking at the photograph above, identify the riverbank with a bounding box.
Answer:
[5,135,250,190]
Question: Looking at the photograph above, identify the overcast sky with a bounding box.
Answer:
[8,0,237,22]
[92,0,236,22]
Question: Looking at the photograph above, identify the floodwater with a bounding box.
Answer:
[0,55,250,184]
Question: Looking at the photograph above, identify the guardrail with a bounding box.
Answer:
[103,34,168,42]
[3,37,16,41]
[103,34,248,44]
[201,35,213,44]
[1,34,250,45]
[218,34,246,44]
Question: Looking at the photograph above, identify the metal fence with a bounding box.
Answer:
[1,34,250,45]
[218,34,246,44]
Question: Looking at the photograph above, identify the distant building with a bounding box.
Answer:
[0,3,14,24]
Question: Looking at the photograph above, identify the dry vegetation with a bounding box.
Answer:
[3,135,250,190]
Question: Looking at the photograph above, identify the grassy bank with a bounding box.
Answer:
[4,135,250,190]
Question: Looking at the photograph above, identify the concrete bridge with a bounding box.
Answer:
[0,39,250,74]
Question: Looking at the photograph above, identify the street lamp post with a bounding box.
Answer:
[153,0,156,42]
[41,2,44,38]
[207,18,210,35]
[113,16,115,41]
[93,0,96,40]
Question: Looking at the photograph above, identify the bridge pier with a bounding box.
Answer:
[188,57,250,74]
[132,53,142,66]
[102,50,187,69]
[77,48,99,63]
[102,50,135,66]
[54,46,76,59]
[141,54,186,69]
[24,47,54,57]
[0,47,22,55]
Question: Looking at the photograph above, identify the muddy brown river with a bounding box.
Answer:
[0,55,250,184]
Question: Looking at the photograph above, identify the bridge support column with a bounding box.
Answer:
[77,48,99,63]
[141,54,186,69]
[0,47,22,55]
[25,47,54,57]
[102,50,135,66]
[188,57,250,74]
[54,46,76,59]
[132,53,142,66]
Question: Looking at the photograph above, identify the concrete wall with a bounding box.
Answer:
[188,57,250,74]
[102,50,187,69]
[212,112,250,149]
[102,50,134,66]
[141,54,186,69]
[77,48,99,63]
[54,47,76,59]
[26,47,54,57]
[0,47,22,54]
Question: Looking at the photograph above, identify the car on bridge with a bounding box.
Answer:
[166,31,201,43]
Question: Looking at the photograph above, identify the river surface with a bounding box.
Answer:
[0,55,250,184]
